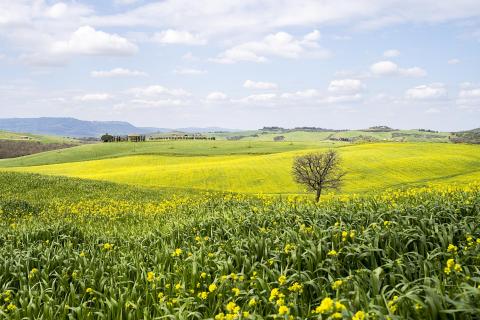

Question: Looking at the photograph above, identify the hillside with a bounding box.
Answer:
[2,141,479,194]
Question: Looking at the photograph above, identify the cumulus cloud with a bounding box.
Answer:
[52,26,138,56]
[128,85,190,97]
[370,60,427,77]
[75,93,113,101]
[405,83,447,100]
[173,67,206,75]
[212,30,330,64]
[383,49,400,57]
[91,68,147,78]
[243,80,278,90]
[328,79,364,94]
[151,29,206,45]
[457,82,480,109]
[206,92,228,101]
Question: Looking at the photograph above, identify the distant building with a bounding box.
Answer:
[128,134,146,142]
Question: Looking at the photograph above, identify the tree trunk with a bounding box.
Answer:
[315,188,322,202]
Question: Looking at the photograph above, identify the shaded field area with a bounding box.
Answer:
[3,142,480,195]
[0,140,76,159]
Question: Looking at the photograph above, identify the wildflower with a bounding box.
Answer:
[157,292,165,301]
[335,301,346,311]
[7,303,16,312]
[342,231,348,241]
[384,221,392,227]
[28,268,39,279]
[278,275,287,285]
[79,251,86,257]
[288,282,303,293]
[215,313,225,320]
[171,248,182,257]
[195,236,201,242]
[243,311,250,318]
[327,250,338,257]
[175,282,182,290]
[278,305,290,315]
[201,272,207,279]
[314,297,334,314]
[415,303,423,311]
[269,288,280,301]
[248,298,257,307]
[284,243,295,254]
[447,244,458,254]
[103,243,113,250]
[331,312,343,319]
[226,301,239,313]
[387,295,398,313]
[331,280,343,290]
[209,283,217,292]
[350,231,356,239]
[198,291,208,300]
[147,271,155,282]
[352,311,366,320]
[232,287,240,296]
[86,288,94,294]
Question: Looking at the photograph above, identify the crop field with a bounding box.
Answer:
[1,172,480,319]
[1,141,480,194]
[1,139,480,319]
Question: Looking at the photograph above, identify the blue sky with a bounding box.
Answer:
[0,1,479,130]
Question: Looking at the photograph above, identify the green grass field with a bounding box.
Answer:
[0,130,79,144]
[2,141,479,194]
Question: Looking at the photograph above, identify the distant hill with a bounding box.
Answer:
[0,117,170,138]
[0,118,240,137]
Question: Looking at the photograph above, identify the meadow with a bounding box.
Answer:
[1,141,480,194]
[1,172,480,319]
[1,139,480,319]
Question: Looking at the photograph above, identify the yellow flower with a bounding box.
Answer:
[103,243,113,250]
[201,272,207,279]
[86,288,94,294]
[447,259,455,268]
[79,251,86,257]
[198,291,208,300]
[232,287,240,296]
[175,282,182,290]
[7,303,16,312]
[242,311,250,318]
[147,271,155,282]
[327,250,338,257]
[284,243,295,254]
[314,297,334,314]
[278,305,290,315]
[209,283,217,292]
[269,288,280,301]
[278,275,287,285]
[171,248,182,257]
[447,244,458,254]
[215,313,225,320]
[454,263,462,272]
[288,282,303,293]
[226,301,238,313]
[248,298,257,307]
[352,311,366,320]
[331,280,343,290]
[331,312,343,319]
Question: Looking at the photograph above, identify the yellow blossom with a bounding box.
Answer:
[278,305,290,315]
[278,275,287,285]
[209,283,217,292]
[352,311,366,320]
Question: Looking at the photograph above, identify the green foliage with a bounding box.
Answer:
[0,173,479,319]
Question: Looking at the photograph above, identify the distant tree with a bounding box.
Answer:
[101,133,114,142]
[273,135,285,142]
[292,150,346,202]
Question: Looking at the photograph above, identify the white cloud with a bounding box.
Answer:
[328,79,364,94]
[52,26,137,56]
[206,92,228,101]
[370,60,426,77]
[405,83,447,100]
[457,83,480,109]
[91,1,480,36]
[151,29,206,45]
[383,49,400,57]
[173,67,206,75]
[76,93,113,101]
[91,68,147,78]
[128,85,190,97]
[239,93,277,102]
[448,58,461,65]
[212,30,330,64]
[114,0,142,5]
[243,80,278,90]
[280,89,319,99]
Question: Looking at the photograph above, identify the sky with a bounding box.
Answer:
[0,1,479,131]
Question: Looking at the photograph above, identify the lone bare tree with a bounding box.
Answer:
[292,150,346,202]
